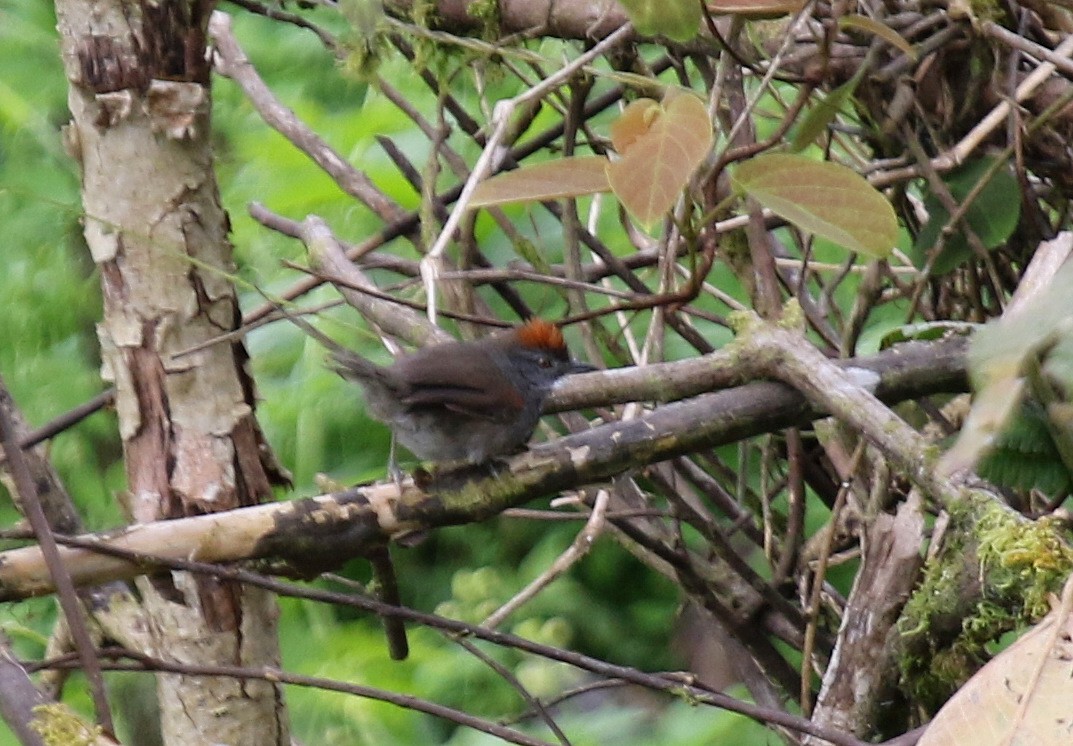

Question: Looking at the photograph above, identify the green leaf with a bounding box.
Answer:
[968,261,1073,399]
[731,153,898,257]
[910,157,1020,275]
[939,376,1025,477]
[977,402,1073,495]
[340,0,384,36]
[617,0,701,41]
[790,77,860,152]
[879,321,977,349]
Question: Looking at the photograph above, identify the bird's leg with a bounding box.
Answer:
[387,432,404,489]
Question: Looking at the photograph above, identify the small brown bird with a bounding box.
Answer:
[329,319,593,464]
[286,313,592,465]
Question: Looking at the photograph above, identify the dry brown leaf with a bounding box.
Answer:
[918,585,1073,746]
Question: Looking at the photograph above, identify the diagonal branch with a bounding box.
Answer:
[730,311,962,503]
[210,12,409,226]
[0,336,966,601]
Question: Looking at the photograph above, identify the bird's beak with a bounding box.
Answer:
[568,360,597,374]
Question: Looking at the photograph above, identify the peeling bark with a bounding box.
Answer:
[806,495,925,742]
[54,1,289,743]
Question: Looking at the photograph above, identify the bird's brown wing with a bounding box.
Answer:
[396,346,524,421]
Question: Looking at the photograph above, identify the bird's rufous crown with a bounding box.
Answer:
[515,318,566,351]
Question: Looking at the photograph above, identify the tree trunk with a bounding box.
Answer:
[53,1,290,742]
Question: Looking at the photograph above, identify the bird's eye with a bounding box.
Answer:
[538,356,553,368]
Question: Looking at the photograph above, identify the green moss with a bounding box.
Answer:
[31,704,102,746]
[966,0,1002,24]
[432,466,533,522]
[410,0,438,28]
[778,298,804,330]
[466,0,501,39]
[919,443,943,470]
[341,34,390,80]
[727,310,755,335]
[898,519,973,637]
[974,504,1073,617]
[408,0,443,72]
[339,0,392,80]
[407,0,496,76]
[896,499,1073,711]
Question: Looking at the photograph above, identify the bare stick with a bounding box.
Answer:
[0,402,114,736]
[482,488,610,629]
[421,23,635,320]
[209,12,408,224]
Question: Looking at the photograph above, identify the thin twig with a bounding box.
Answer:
[39,647,553,746]
[209,12,408,225]
[451,636,573,746]
[225,0,339,50]
[482,489,610,629]
[421,23,635,320]
[0,404,114,736]
[871,31,1073,186]
[27,539,872,746]
[0,389,115,460]
[800,444,864,715]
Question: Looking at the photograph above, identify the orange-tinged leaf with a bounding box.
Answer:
[607,92,713,229]
[469,156,611,208]
[731,153,897,257]
[839,14,917,60]
[610,98,661,153]
[707,0,805,17]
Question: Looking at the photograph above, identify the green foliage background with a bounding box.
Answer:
[0,4,786,744]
